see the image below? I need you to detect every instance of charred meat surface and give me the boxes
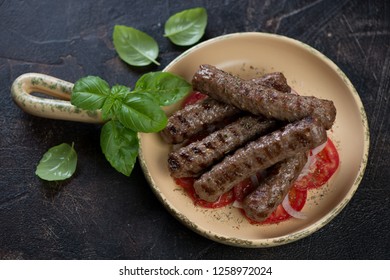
[168,116,278,178]
[160,72,292,144]
[160,98,240,144]
[242,153,308,222]
[192,64,336,130]
[250,72,291,93]
[193,117,327,202]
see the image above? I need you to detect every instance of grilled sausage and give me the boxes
[160,98,239,144]
[168,116,278,178]
[242,153,308,222]
[160,72,292,144]
[193,117,327,202]
[192,64,336,130]
[250,72,291,93]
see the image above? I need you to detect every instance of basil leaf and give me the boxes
[101,96,116,120]
[113,25,160,66]
[134,71,191,106]
[71,76,110,110]
[101,85,130,120]
[164,7,207,46]
[111,84,131,98]
[117,93,167,133]
[100,120,139,176]
[36,143,77,181]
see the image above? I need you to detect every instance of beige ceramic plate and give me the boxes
[138,32,369,247]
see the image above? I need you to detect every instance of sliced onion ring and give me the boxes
[311,139,327,156]
[232,200,243,209]
[297,140,327,180]
[282,194,307,220]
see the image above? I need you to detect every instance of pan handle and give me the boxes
[11,73,103,123]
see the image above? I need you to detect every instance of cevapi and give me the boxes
[193,117,327,202]
[192,64,336,130]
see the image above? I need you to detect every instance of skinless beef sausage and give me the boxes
[193,117,327,202]
[168,116,278,178]
[242,152,308,222]
[250,72,291,93]
[192,64,336,130]
[160,72,292,144]
[160,98,239,144]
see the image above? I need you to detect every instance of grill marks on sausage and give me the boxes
[193,118,327,202]
[242,153,308,222]
[250,72,291,93]
[160,97,240,144]
[192,64,336,130]
[168,116,278,178]
[160,72,292,144]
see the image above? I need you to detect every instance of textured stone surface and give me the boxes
[0,0,389,259]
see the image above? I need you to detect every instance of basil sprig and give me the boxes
[36,143,77,181]
[164,7,207,46]
[71,72,191,176]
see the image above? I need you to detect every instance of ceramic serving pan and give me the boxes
[11,32,369,247]
[138,32,369,247]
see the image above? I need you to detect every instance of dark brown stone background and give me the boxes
[0,0,389,259]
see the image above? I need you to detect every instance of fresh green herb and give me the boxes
[134,71,192,106]
[35,7,208,179]
[35,143,77,181]
[101,85,130,120]
[112,7,208,65]
[100,120,139,176]
[71,72,191,176]
[116,92,167,133]
[70,76,110,110]
[113,25,160,66]
[164,7,207,46]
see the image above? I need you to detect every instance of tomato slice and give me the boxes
[174,177,195,190]
[233,174,264,202]
[181,91,207,107]
[294,138,339,190]
[288,184,308,212]
[173,139,338,223]
[174,177,234,208]
[194,190,234,208]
